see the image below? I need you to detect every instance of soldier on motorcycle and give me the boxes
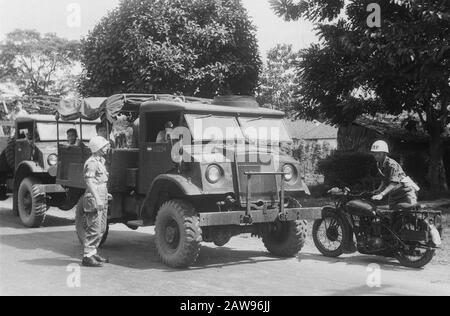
[370,140,420,209]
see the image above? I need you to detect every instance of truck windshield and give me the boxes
[185,114,245,142]
[36,123,98,142]
[238,117,292,144]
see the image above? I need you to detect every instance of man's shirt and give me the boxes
[377,157,407,184]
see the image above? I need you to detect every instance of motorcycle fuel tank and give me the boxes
[346,200,377,218]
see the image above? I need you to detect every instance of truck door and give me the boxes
[15,122,35,166]
[137,111,181,195]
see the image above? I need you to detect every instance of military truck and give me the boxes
[0,114,99,226]
[46,94,322,268]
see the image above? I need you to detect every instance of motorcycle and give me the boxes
[312,187,443,269]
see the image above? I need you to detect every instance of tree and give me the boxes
[270,0,450,195]
[0,30,81,96]
[257,44,301,111]
[79,0,261,98]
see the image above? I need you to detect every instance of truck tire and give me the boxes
[5,137,16,169]
[262,220,308,257]
[17,177,47,228]
[155,200,202,268]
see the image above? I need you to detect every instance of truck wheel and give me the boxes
[17,177,47,228]
[5,137,16,169]
[262,220,308,257]
[155,200,202,268]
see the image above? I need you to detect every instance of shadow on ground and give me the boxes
[0,207,288,272]
[2,205,442,273]
[296,252,424,272]
[0,207,74,229]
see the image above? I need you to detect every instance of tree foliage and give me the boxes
[79,0,261,98]
[257,44,301,111]
[0,30,80,96]
[271,0,450,194]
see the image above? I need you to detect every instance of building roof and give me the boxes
[352,115,436,142]
[284,119,338,140]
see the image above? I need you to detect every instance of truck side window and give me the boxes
[145,112,180,143]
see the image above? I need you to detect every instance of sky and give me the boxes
[0,0,318,58]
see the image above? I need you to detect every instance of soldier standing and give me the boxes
[76,136,111,267]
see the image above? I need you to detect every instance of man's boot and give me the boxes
[82,256,103,267]
[94,254,109,264]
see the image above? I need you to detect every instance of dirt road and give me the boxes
[0,198,449,296]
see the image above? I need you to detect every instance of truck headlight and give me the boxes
[206,165,223,184]
[47,154,58,166]
[282,164,297,182]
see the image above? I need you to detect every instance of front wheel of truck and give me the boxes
[262,220,308,257]
[155,200,202,268]
[17,177,47,228]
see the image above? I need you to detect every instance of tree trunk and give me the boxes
[428,123,448,197]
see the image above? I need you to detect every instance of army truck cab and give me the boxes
[0,114,100,227]
[56,94,322,268]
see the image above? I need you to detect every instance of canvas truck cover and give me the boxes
[58,94,157,122]
[58,97,106,121]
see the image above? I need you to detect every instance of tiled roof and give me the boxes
[284,119,338,140]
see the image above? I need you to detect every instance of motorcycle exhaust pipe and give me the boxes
[425,220,442,247]
[430,226,442,247]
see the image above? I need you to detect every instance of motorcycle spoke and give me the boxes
[317,219,343,251]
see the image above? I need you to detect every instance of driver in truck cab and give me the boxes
[156,121,174,143]
[370,140,420,209]
[66,128,80,146]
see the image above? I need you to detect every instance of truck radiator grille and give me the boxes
[237,164,278,205]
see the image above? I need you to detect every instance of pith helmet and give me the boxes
[371,140,389,154]
[89,136,109,154]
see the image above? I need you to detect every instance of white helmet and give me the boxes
[371,140,389,153]
[89,136,109,154]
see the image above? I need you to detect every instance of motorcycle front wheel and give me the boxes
[313,213,351,258]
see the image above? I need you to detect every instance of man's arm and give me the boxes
[85,178,103,207]
[84,161,104,207]
[373,181,385,194]
[379,183,397,197]
[372,182,400,201]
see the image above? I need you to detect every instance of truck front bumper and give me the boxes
[199,207,322,227]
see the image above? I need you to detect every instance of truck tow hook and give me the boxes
[241,214,253,225]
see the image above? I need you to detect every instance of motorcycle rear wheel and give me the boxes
[394,244,435,269]
[394,218,436,269]
[313,213,350,258]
